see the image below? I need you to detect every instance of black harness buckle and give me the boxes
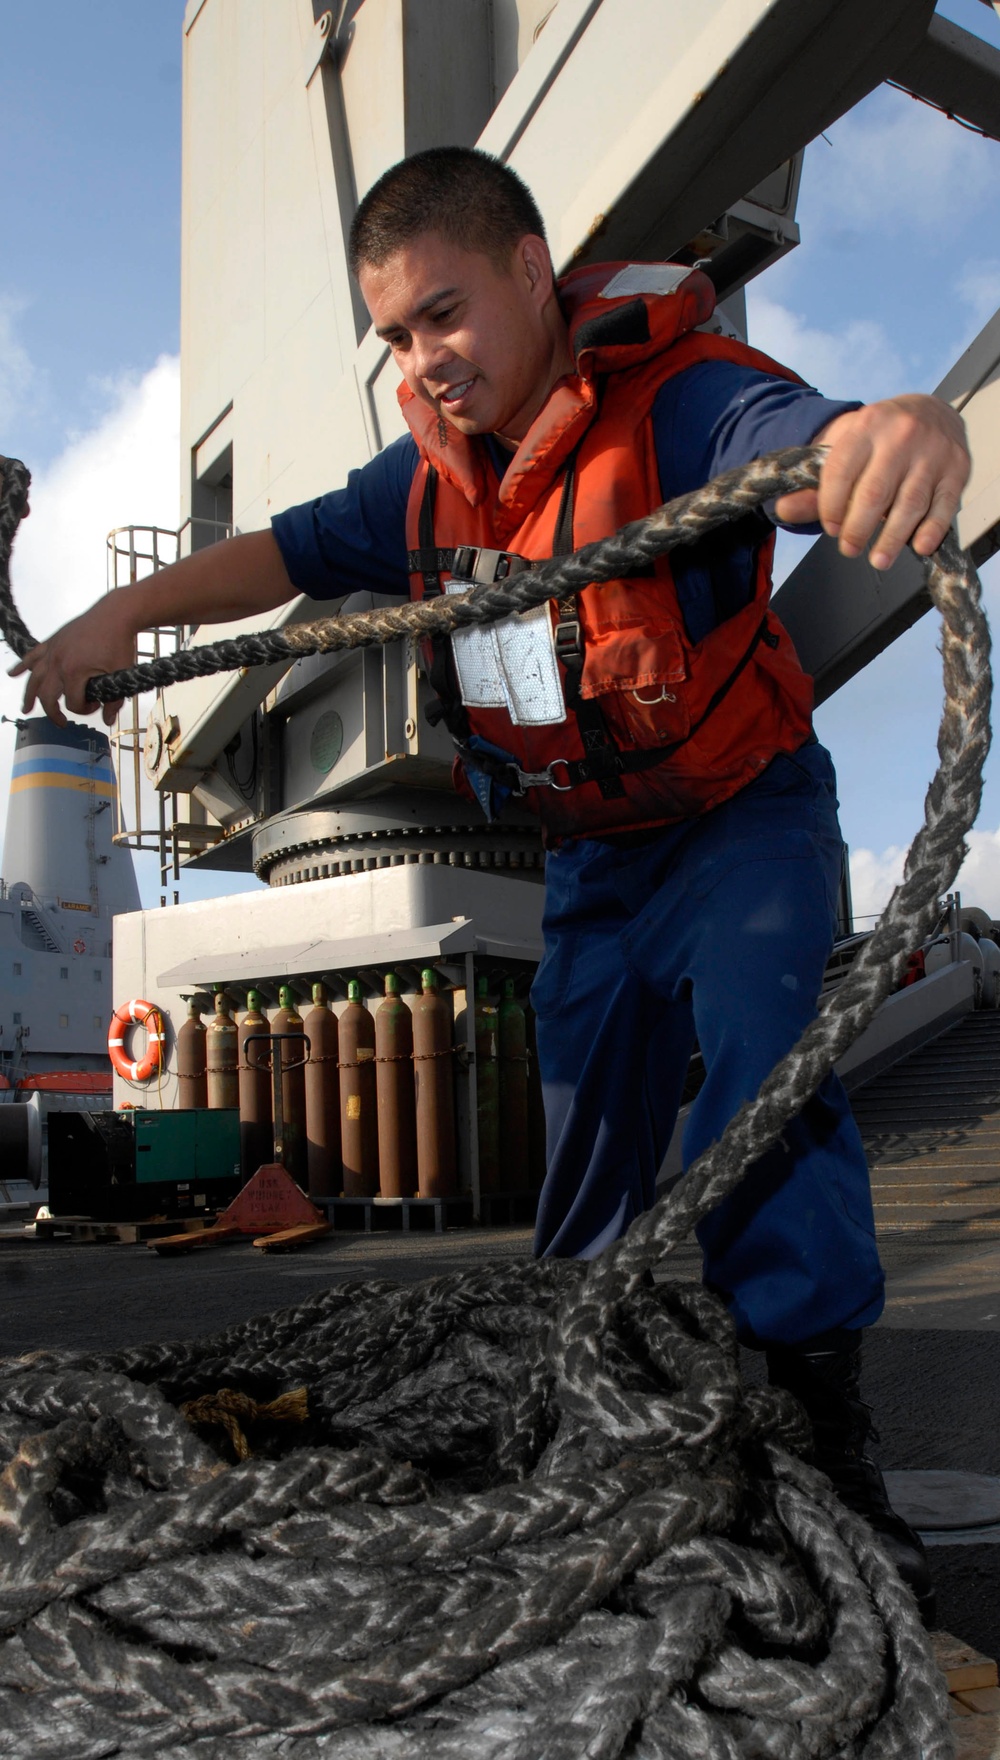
[554,618,582,659]
[450,546,532,586]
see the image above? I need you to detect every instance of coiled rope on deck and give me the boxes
[0,449,989,1756]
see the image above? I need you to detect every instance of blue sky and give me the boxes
[2,0,1000,917]
[2,3,182,472]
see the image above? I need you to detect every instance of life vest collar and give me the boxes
[561,261,716,376]
[398,261,717,526]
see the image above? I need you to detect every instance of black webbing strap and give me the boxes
[551,449,627,800]
[412,468,472,743]
[416,469,442,596]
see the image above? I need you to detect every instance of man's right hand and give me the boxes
[9,594,138,727]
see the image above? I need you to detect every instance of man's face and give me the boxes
[359,232,563,443]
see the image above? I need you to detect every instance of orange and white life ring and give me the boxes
[108,998,165,1083]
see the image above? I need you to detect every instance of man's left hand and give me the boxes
[774,393,970,570]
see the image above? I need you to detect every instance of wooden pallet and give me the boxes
[934,1633,1000,1757]
[32,1214,217,1245]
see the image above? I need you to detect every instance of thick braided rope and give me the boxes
[0,456,36,661]
[0,448,986,1756]
[5,446,824,701]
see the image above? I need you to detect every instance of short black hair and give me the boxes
[349,147,547,276]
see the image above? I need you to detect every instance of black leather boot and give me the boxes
[765,1332,936,1626]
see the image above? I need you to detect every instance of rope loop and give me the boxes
[0,447,986,1757]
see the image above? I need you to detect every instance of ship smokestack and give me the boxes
[2,717,140,923]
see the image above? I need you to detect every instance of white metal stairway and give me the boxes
[850,1012,1000,1237]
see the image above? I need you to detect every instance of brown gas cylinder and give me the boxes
[339,979,378,1196]
[413,967,456,1198]
[176,998,207,1110]
[474,975,500,1194]
[272,985,307,1184]
[206,992,239,1111]
[303,982,340,1199]
[524,1000,547,1191]
[238,990,272,1176]
[499,979,529,1189]
[375,973,417,1198]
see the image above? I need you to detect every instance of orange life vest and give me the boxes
[402,261,814,843]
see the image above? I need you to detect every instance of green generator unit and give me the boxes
[48,1109,243,1221]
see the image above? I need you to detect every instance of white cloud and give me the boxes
[7,353,180,640]
[0,356,180,882]
[953,825,1000,920]
[849,843,908,925]
[746,289,906,405]
[805,85,996,237]
[850,824,1000,926]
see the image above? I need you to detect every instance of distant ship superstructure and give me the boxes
[0,717,140,1079]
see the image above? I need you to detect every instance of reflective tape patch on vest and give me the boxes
[598,263,691,300]
[446,581,567,727]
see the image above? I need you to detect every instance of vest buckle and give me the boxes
[554,618,582,660]
[451,546,532,586]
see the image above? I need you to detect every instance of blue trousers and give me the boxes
[531,742,885,1346]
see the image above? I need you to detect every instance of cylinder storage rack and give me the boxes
[162,955,546,1228]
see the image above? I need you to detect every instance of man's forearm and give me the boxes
[111,528,298,639]
[11,526,305,724]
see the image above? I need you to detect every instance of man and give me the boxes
[15,148,968,1617]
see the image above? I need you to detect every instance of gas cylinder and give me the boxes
[524,999,547,1192]
[206,992,239,1111]
[473,975,500,1194]
[498,979,529,1189]
[413,967,456,1198]
[238,990,272,1176]
[375,973,417,1198]
[176,999,207,1110]
[272,985,307,1184]
[339,980,378,1196]
[303,982,340,1199]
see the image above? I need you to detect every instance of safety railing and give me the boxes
[105,518,232,901]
